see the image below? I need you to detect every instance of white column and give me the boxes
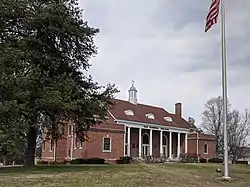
[177,132,181,158]
[127,127,131,156]
[124,125,126,156]
[149,129,153,156]
[138,128,142,158]
[160,130,163,156]
[169,131,172,158]
[185,133,188,153]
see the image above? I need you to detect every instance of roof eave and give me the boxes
[115,119,190,133]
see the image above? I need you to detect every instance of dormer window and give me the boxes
[124,109,134,116]
[146,113,154,119]
[164,116,173,122]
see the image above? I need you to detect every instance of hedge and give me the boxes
[179,153,198,163]
[208,158,223,163]
[116,156,133,164]
[36,160,69,165]
[70,158,105,164]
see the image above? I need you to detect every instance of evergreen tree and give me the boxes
[0,0,118,166]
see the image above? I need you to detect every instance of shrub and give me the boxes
[49,160,69,165]
[235,160,248,165]
[208,158,223,163]
[121,156,133,163]
[88,158,105,164]
[37,160,69,165]
[116,156,133,164]
[70,158,105,164]
[199,158,207,163]
[179,153,198,163]
[70,158,86,164]
[116,159,123,164]
[36,160,49,165]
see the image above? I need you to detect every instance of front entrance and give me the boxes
[142,133,150,156]
[163,146,167,157]
[142,144,149,156]
[162,135,168,157]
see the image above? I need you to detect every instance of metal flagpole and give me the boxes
[220,0,230,179]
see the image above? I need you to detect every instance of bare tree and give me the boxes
[201,96,231,158]
[228,109,250,163]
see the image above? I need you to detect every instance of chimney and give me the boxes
[175,102,182,117]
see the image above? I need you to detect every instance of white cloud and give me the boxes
[80,0,250,125]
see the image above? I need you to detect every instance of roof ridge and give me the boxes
[113,98,166,110]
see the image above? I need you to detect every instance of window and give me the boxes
[124,109,134,116]
[50,139,53,152]
[164,116,172,122]
[68,149,71,158]
[142,133,149,144]
[162,135,168,146]
[204,144,208,154]
[61,124,65,135]
[74,137,77,149]
[68,125,72,136]
[103,137,111,152]
[42,141,45,151]
[79,141,83,149]
[146,113,154,119]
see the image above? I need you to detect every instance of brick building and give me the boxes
[187,130,216,159]
[41,82,216,162]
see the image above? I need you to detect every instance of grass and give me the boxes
[0,163,249,187]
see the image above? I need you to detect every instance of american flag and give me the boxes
[205,0,220,32]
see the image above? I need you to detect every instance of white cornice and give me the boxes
[115,119,189,133]
[107,110,116,120]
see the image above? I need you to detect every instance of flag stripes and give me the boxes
[205,0,220,32]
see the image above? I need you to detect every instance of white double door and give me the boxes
[142,144,149,156]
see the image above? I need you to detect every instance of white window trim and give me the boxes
[204,144,208,154]
[164,116,173,122]
[124,109,134,116]
[102,137,111,152]
[79,141,83,149]
[145,113,155,119]
[74,135,77,149]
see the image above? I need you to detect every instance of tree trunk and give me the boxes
[24,126,37,166]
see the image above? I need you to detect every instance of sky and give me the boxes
[80,0,250,126]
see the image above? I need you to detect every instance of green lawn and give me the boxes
[0,163,249,187]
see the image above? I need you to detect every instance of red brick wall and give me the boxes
[41,121,125,161]
[55,139,68,161]
[198,139,215,159]
[187,133,216,159]
[82,130,124,160]
[42,139,54,161]
[41,118,216,161]
[130,128,139,157]
[187,139,198,154]
[172,133,177,157]
[152,130,160,157]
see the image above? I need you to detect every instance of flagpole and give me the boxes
[221,0,230,179]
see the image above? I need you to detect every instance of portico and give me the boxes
[119,120,188,158]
